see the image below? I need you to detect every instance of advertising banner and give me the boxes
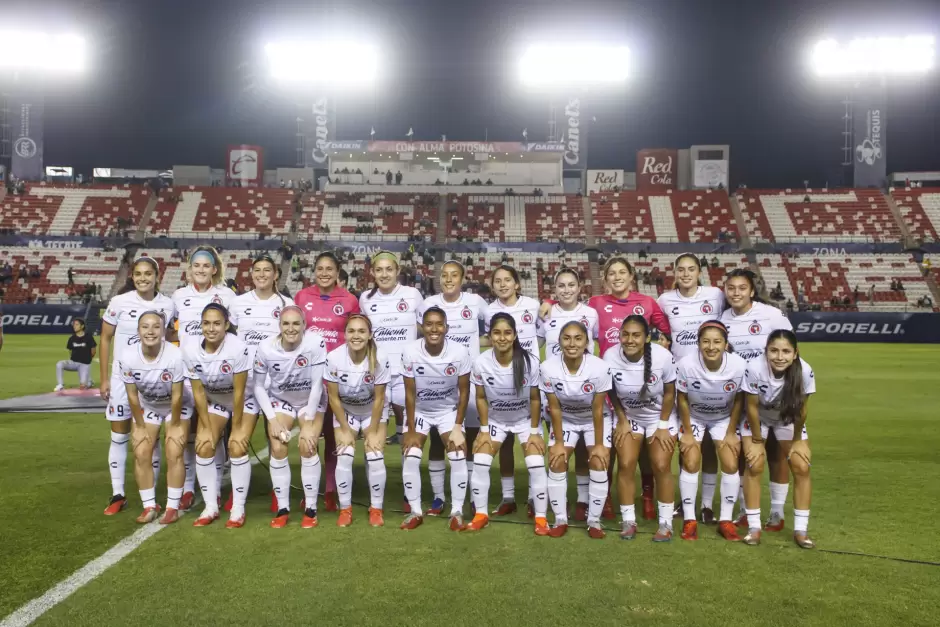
[1,304,87,334]
[693,160,728,188]
[309,96,336,166]
[587,170,624,193]
[637,149,677,190]
[45,166,73,178]
[366,141,525,154]
[226,145,263,186]
[11,93,44,180]
[790,312,940,343]
[854,88,886,188]
[560,95,587,171]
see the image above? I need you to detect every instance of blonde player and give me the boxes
[741,329,815,548]
[399,307,473,532]
[99,256,175,515]
[542,321,613,539]
[253,306,328,528]
[325,314,391,527]
[605,315,677,542]
[120,311,193,524]
[464,313,548,535]
[183,304,256,527]
[676,321,746,542]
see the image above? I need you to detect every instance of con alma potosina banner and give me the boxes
[789,312,940,343]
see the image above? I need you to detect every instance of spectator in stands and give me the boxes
[68,267,75,286]
[803,194,811,203]
[710,256,720,269]
[1,262,12,284]
[30,266,41,280]
[890,279,899,291]
[386,170,393,184]
[786,299,794,313]
[465,255,473,268]
[700,255,709,269]
[854,285,861,303]
[842,296,851,306]
[395,171,403,184]
[897,279,904,291]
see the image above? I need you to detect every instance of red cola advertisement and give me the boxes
[636,148,677,190]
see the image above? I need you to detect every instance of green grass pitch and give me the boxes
[1,335,939,626]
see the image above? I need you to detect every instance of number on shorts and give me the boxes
[145,411,159,422]
[630,420,641,432]
[489,425,498,438]
[117,405,125,417]
[692,424,701,439]
[563,430,571,443]
[416,417,425,431]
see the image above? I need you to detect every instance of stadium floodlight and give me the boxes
[0,30,87,74]
[810,36,935,77]
[518,44,629,86]
[265,40,379,86]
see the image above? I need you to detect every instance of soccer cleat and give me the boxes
[402,500,412,514]
[463,513,490,532]
[400,513,423,530]
[136,505,161,524]
[764,511,785,532]
[743,529,761,546]
[734,512,749,529]
[534,516,550,536]
[641,496,656,521]
[193,510,219,527]
[652,525,673,543]
[793,532,816,549]
[603,497,616,521]
[449,514,465,531]
[270,508,290,528]
[223,492,233,512]
[337,507,353,527]
[54,384,64,392]
[701,507,716,525]
[386,433,401,445]
[368,508,385,527]
[179,491,195,512]
[426,498,446,516]
[587,521,606,539]
[492,500,517,516]
[681,519,698,541]
[158,508,180,525]
[574,502,589,521]
[527,500,535,519]
[103,494,127,516]
[548,523,569,538]
[270,492,279,514]
[324,491,339,512]
[620,521,638,540]
[301,508,319,529]
[225,515,246,529]
[718,521,742,542]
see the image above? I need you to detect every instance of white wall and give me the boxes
[329,160,561,187]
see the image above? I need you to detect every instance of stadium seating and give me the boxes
[591,192,656,242]
[525,195,586,242]
[0,247,122,304]
[0,184,150,235]
[446,194,506,242]
[620,253,749,298]
[135,248,258,296]
[891,187,940,242]
[148,187,296,238]
[314,192,438,241]
[454,251,592,301]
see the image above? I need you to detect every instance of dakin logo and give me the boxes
[461,307,473,320]
[161,370,172,382]
[444,365,457,376]
[229,149,258,180]
[856,109,882,166]
[563,97,581,166]
[333,303,345,316]
[701,302,714,315]
[748,322,762,335]
[640,153,674,186]
[311,97,331,164]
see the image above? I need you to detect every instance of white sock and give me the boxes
[447,450,468,516]
[139,487,156,509]
[151,440,161,490]
[737,484,745,511]
[587,470,608,524]
[183,434,196,493]
[793,508,810,533]
[658,501,674,529]
[471,453,493,515]
[525,455,548,518]
[746,508,761,530]
[229,455,251,518]
[167,486,182,510]
[770,482,789,518]
[679,470,699,520]
[720,472,741,522]
[402,447,423,513]
[620,503,637,524]
[269,456,291,512]
[548,470,568,524]
[336,446,355,509]
[701,472,718,509]
[395,422,403,436]
[108,432,129,496]
[214,440,225,496]
[365,451,386,510]
[428,459,446,502]
[576,474,589,503]
[195,455,219,514]
[500,475,515,502]
[300,455,321,511]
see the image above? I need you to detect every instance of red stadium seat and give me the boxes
[0,247,122,304]
[525,195,586,242]
[148,187,296,238]
[891,187,940,242]
[1,184,150,236]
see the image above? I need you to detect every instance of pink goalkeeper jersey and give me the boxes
[294,284,361,352]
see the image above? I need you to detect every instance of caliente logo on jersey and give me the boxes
[161,370,172,382]
[605,327,620,342]
[461,306,472,320]
[333,303,345,316]
[633,305,646,316]
[701,302,714,314]
[296,356,309,368]
[582,382,595,394]
[220,361,233,374]
[444,364,457,376]
[748,322,762,335]
[397,299,410,313]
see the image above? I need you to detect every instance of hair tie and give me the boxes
[191,250,215,265]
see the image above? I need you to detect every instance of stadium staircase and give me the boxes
[0,186,5,204]
[579,195,602,296]
[728,193,753,248]
[437,195,449,243]
[135,193,160,243]
[745,253,773,302]
[883,192,918,249]
[108,258,130,301]
[167,191,202,234]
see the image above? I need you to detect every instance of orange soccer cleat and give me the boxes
[449,514,465,531]
[301,508,319,529]
[400,513,423,530]
[764,512,785,532]
[534,516,550,536]
[136,505,161,524]
[193,510,219,527]
[425,498,446,517]
[158,508,180,525]
[270,508,290,529]
[718,521,742,542]
[652,524,673,543]
[491,500,517,517]
[548,522,569,538]
[337,507,353,528]
[103,495,127,516]
[587,522,606,539]
[620,521,638,540]
[225,515,246,529]
[463,513,490,532]
[179,491,195,512]
[734,512,749,529]
[368,507,385,527]
[681,519,698,541]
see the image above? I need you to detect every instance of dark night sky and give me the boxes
[10,0,940,186]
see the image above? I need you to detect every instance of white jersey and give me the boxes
[676,352,747,423]
[604,342,677,423]
[419,292,488,356]
[537,303,599,358]
[229,290,295,356]
[183,334,252,409]
[745,356,816,424]
[486,295,541,360]
[359,284,423,375]
[539,353,612,425]
[324,344,392,417]
[172,284,236,353]
[720,302,793,362]
[401,340,473,418]
[253,331,328,407]
[102,291,176,367]
[119,342,187,414]
[471,349,540,425]
[657,286,725,361]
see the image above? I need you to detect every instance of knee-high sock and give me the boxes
[108,432,129,496]
[447,450,468,516]
[576,474,589,504]
[269,456,291,511]
[365,451,386,510]
[701,473,718,510]
[152,439,161,491]
[588,470,608,523]
[526,455,548,518]
[195,455,219,514]
[679,470,699,521]
[324,421,338,493]
[428,459,446,502]
[229,455,251,518]
[300,455,321,512]
[547,470,568,524]
[402,447,423,513]
[471,453,493,515]
[214,440,225,496]
[183,434,196,493]
[336,446,355,509]
[720,472,741,522]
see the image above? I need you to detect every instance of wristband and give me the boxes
[530,427,541,436]
[657,420,670,431]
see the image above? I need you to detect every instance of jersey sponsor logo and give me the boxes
[220,361,233,374]
[161,370,172,382]
[296,356,309,368]
[551,344,562,355]
[461,306,473,320]
[397,299,410,313]
[605,327,619,343]
[691,403,726,414]
[184,320,202,335]
[416,388,451,401]
[701,302,714,314]
[444,364,457,376]
[374,327,410,341]
[604,305,613,313]
[491,399,528,412]
[675,330,698,346]
[522,310,534,324]
[736,348,764,361]
[363,373,374,385]
[748,322,762,335]
[582,382,595,394]
[671,306,680,316]
[723,381,737,392]
[243,330,270,345]
[633,305,645,316]
[449,334,472,346]
[333,303,345,316]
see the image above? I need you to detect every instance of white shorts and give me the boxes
[333,413,387,435]
[486,419,534,445]
[141,404,195,426]
[740,420,808,442]
[388,375,405,408]
[549,415,613,448]
[684,417,735,443]
[316,384,329,415]
[626,414,680,439]
[463,383,480,429]
[413,410,462,436]
[267,398,316,421]
[206,396,259,421]
[107,373,131,421]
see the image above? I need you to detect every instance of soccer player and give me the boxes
[465,313,548,535]
[120,311,193,524]
[605,315,677,542]
[325,314,391,527]
[740,330,815,548]
[676,321,746,542]
[657,253,726,523]
[294,251,360,511]
[182,303,256,527]
[253,306,328,528]
[55,318,97,391]
[419,261,488,516]
[172,245,235,511]
[542,321,613,539]
[399,306,473,531]
[486,265,541,517]
[99,256,175,516]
